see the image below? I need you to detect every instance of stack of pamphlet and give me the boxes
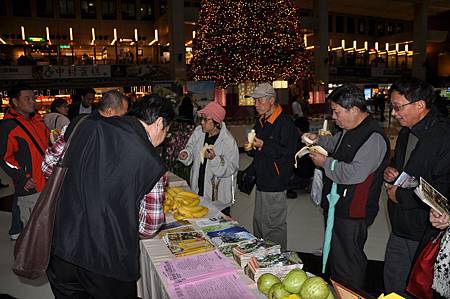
[156,220,196,239]
[232,239,281,268]
[159,250,256,299]
[244,251,304,281]
[163,231,215,257]
[206,225,256,257]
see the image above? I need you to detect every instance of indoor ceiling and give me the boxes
[295,0,450,21]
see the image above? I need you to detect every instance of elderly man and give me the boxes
[244,83,297,252]
[47,95,174,298]
[0,83,49,239]
[303,84,389,289]
[383,77,450,296]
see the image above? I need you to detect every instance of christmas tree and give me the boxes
[190,0,311,88]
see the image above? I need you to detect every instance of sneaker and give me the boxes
[9,233,20,241]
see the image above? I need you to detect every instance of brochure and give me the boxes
[414,177,450,216]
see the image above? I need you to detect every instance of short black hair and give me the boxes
[77,87,96,97]
[127,94,175,128]
[50,98,68,113]
[327,84,368,112]
[97,90,127,111]
[389,77,434,108]
[8,83,32,106]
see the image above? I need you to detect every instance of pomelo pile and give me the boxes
[257,269,334,299]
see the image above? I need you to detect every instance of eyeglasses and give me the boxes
[389,101,415,112]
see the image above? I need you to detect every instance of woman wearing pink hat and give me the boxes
[178,101,239,215]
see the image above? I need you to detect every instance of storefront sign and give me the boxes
[38,65,111,79]
[0,66,33,80]
[28,37,45,42]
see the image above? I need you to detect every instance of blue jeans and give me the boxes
[8,194,23,236]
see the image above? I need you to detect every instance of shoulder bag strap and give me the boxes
[11,118,46,156]
[58,115,89,165]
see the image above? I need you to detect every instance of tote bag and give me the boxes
[12,116,87,279]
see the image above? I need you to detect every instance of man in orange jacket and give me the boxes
[0,83,49,239]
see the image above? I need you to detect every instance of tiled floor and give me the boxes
[0,114,395,298]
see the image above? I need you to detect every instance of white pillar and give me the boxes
[412,2,428,80]
[313,0,329,87]
[168,0,186,81]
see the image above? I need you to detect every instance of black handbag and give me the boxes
[237,162,256,195]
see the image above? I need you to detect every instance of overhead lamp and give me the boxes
[341,39,345,49]
[353,40,357,49]
[375,42,379,51]
[148,29,158,45]
[69,27,73,41]
[91,27,95,45]
[0,37,6,44]
[111,28,117,45]
[395,43,399,52]
[405,44,408,52]
[385,43,389,51]
[192,31,196,39]
[134,28,138,42]
[364,41,368,50]
[46,27,51,44]
[21,26,25,41]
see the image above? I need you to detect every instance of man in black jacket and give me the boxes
[244,83,297,252]
[383,77,450,296]
[47,95,174,298]
[67,87,96,120]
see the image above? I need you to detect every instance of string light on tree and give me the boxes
[191,0,312,88]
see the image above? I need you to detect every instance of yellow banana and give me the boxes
[178,205,205,215]
[176,191,199,199]
[169,187,184,194]
[186,198,200,207]
[173,211,187,221]
[191,207,208,218]
[177,208,194,218]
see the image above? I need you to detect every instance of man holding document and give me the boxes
[383,77,450,296]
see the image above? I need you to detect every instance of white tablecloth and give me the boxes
[137,202,265,299]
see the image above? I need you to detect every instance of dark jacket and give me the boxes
[67,102,96,120]
[250,106,298,192]
[321,116,389,225]
[52,113,166,281]
[0,108,49,195]
[389,108,450,241]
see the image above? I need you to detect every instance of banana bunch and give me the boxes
[164,187,209,220]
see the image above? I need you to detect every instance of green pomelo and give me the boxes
[257,273,281,295]
[299,276,330,299]
[282,268,308,293]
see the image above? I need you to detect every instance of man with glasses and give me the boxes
[244,83,297,252]
[383,77,450,296]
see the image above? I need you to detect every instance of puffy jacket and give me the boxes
[179,123,239,207]
[0,108,49,195]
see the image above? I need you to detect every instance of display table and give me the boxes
[137,199,265,299]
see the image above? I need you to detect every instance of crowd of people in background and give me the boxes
[0,76,449,298]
